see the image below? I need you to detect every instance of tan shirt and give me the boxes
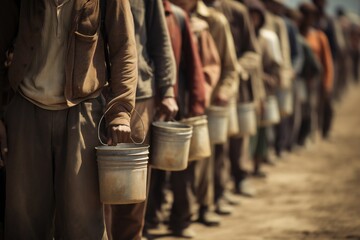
[194,1,239,100]
[259,29,283,93]
[20,0,73,110]
[264,12,294,89]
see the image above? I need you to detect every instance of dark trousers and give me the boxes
[229,137,247,186]
[319,94,333,138]
[169,162,195,230]
[286,91,303,150]
[5,94,106,239]
[298,115,312,146]
[274,116,291,157]
[214,144,227,203]
[145,164,195,231]
[145,169,166,227]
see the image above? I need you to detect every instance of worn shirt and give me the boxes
[189,16,221,107]
[305,29,334,93]
[131,0,176,100]
[259,29,283,93]
[20,0,73,110]
[0,0,138,127]
[193,1,239,100]
[264,12,294,89]
[209,0,266,102]
[284,17,304,76]
[163,1,206,117]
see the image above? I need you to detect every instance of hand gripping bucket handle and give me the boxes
[97,102,146,146]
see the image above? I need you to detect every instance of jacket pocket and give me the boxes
[72,30,105,98]
[77,0,100,36]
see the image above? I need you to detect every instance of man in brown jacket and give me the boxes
[172,0,239,223]
[0,0,137,238]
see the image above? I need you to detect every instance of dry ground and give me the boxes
[149,84,360,240]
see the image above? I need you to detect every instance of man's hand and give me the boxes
[0,121,8,168]
[107,124,131,146]
[157,97,178,121]
[213,92,229,106]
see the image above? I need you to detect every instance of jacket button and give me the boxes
[30,46,34,51]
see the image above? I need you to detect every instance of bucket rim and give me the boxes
[152,121,192,131]
[96,143,149,151]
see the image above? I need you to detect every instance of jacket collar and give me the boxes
[163,0,173,16]
[196,1,210,17]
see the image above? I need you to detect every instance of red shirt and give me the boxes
[163,0,206,117]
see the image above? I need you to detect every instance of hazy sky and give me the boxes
[284,0,360,16]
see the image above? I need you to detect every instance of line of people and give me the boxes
[0,0,359,239]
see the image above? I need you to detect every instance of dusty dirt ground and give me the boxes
[148,84,360,240]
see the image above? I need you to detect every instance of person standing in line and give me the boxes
[261,0,295,160]
[245,0,283,182]
[106,0,179,239]
[158,2,206,237]
[204,0,266,198]
[311,0,336,139]
[173,0,239,218]
[299,3,334,142]
[0,0,138,238]
[286,9,322,147]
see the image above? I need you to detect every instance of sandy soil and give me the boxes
[148,84,360,240]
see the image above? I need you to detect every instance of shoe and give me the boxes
[171,227,196,238]
[263,157,276,166]
[235,180,257,198]
[144,221,161,230]
[215,199,233,215]
[252,171,267,178]
[223,192,241,206]
[197,210,221,226]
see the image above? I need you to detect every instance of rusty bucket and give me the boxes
[150,122,193,171]
[181,115,211,161]
[259,96,281,126]
[228,99,240,137]
[277,89,294,116]
[237,102,257,136]
[206,106,229,144]
[96,143,149,204]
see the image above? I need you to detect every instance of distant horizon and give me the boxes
[285,0,360,16]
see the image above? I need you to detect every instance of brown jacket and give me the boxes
[0,0,137,127]
[195,1,239,101]
[211,0,266,103]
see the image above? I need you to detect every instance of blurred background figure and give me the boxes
[299,2,334,142]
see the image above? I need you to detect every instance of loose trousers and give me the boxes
[5,94,107,239]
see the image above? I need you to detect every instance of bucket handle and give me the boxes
[97,102,146,146]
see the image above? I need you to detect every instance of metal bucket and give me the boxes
[237,102,257,136]
[206,106,229,144]
[181,115,211,161]
[96,143,149,204]
[151,122,193,171]
[277,89,294,116]
[259,96,281,126]
[228,100,240,137]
